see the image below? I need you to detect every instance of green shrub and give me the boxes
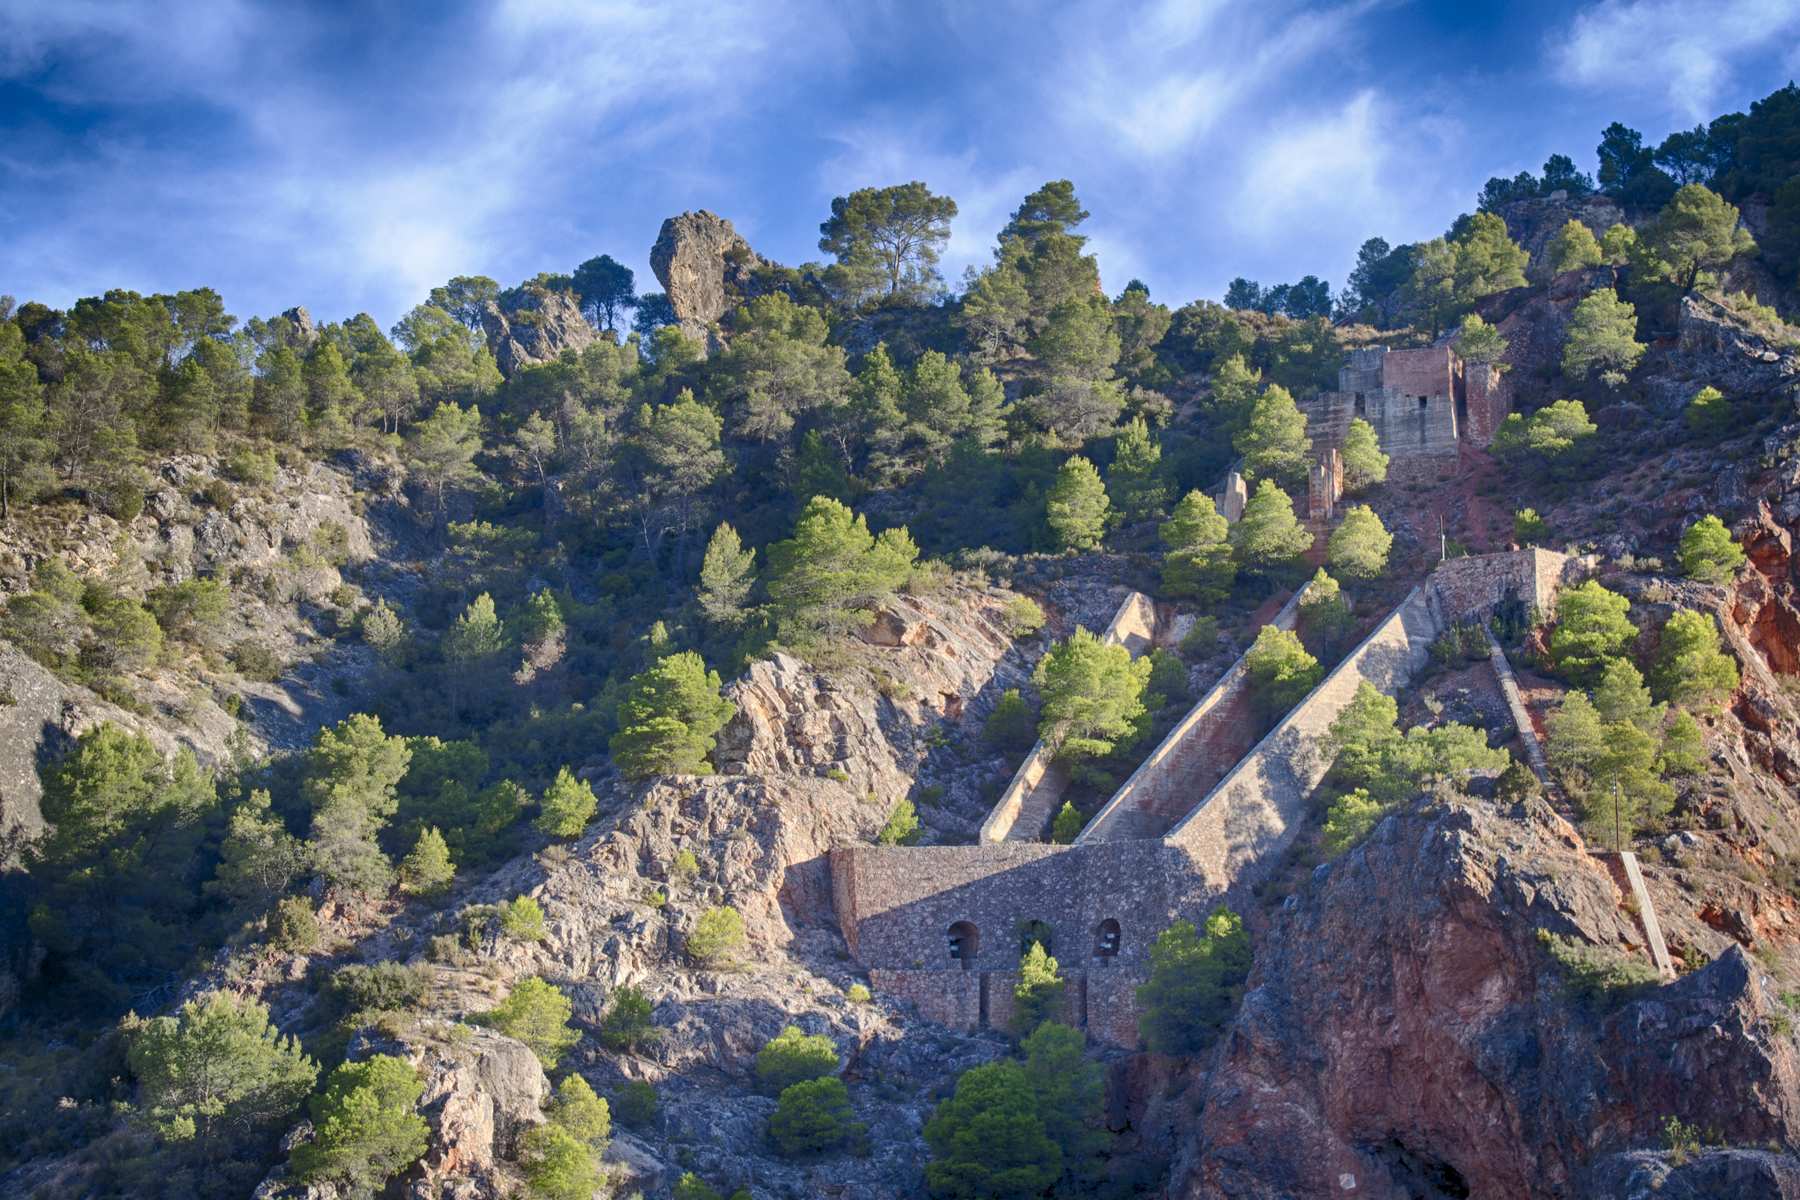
[1011,941,1064,1034]
[613,1080,657,1127]
[328,961,431,1015]
[224,448,279,485]
[599,985,659,1051]
[500,895,548,941]
[672,1172,722,1200]
[310,520,352,567]
[481,977,581,1069]
[845,983,871,1004]
[231,638,283,683]
[269,896,319,952]
[1535,929,1660,1007]
[1051,800,1085,844]
[755,1026,838,1093]
[770,1077,863,1156]
[1001,595,1046,636]
[688,906,745,966]
[982,688,1039,752]
[1178,615,1221,658]
[878,798,919,845]
[397,826,454,898]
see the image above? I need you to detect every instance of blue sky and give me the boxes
[3,0,1799,333]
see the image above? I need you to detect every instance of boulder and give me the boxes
[281,305,319,348]
[650,210,763,348]
[481,286,598,378]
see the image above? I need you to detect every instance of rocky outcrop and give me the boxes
[280,305,319,348]
[650,210,763,348]
[1182,796,1800,1199]
[1495,193,1627,279]
[480,286,598,378]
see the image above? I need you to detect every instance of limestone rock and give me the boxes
[1494,193,1626,278]
[281,305,320,348]
[480,286,597,378]
[650,210,763,347]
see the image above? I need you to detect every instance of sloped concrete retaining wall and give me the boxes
[980,592,1157,843]
[1162,587,1445,893]
[1080,587,1310,843]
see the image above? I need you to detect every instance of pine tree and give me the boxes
[1032,627,1151,761]
[1135,910,1252,1055]
[1652,609,1739,707]
[1011,941,1064,1033]
[206,788,308,912]
[289,1056,429,1194]
[1546,219,1604,275]
[1159,490,1234,602]
[1329,505,1393,579]
[1051,801,1085,844]
[1561,291,1644,382]
[1232,384,1311,488]
[303,714,413,895]
[1107,417,1167,521]
[1244,625,1322,721]
[398,826,455,897]
[535,767,599,838]
[1679,515,1745,583]
[698,522,757,627]
[1340,418,1388,492]
[125,991,317,1151]
[1020,1022,1106,1164]
[922,1062,1061,1199]
[483,977,581,1069]
[765,496,918,643]
[1549,581,1637,685]
[1044,456,1110,550]
[1231,479,1312,569]
[609,652,737,778]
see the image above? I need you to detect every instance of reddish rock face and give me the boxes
[1180,798,1800,1199]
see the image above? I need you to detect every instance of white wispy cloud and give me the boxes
[1553,0,1800,121]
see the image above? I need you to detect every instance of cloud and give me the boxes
[1552,0,1800,121]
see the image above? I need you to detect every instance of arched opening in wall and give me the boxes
[947,922,979,970]
[1094,919,1121,965]
[1017,919,1054,959]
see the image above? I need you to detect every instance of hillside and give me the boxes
[1,90,1800,1200]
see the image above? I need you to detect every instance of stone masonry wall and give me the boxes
[869,966,1146,1046]
[980,592,1157,843]
[1431,548,1582,623]
[1463,361,1511,447]
[1081,587,1311,843]
[830,842,1191,973]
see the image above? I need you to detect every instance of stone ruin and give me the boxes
[828,549,1588,1047]
[1295,344,1512,479]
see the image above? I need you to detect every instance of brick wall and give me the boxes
[870,968,982,1031]
[1463,362,1511,447]
[1081,586,1309,842]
